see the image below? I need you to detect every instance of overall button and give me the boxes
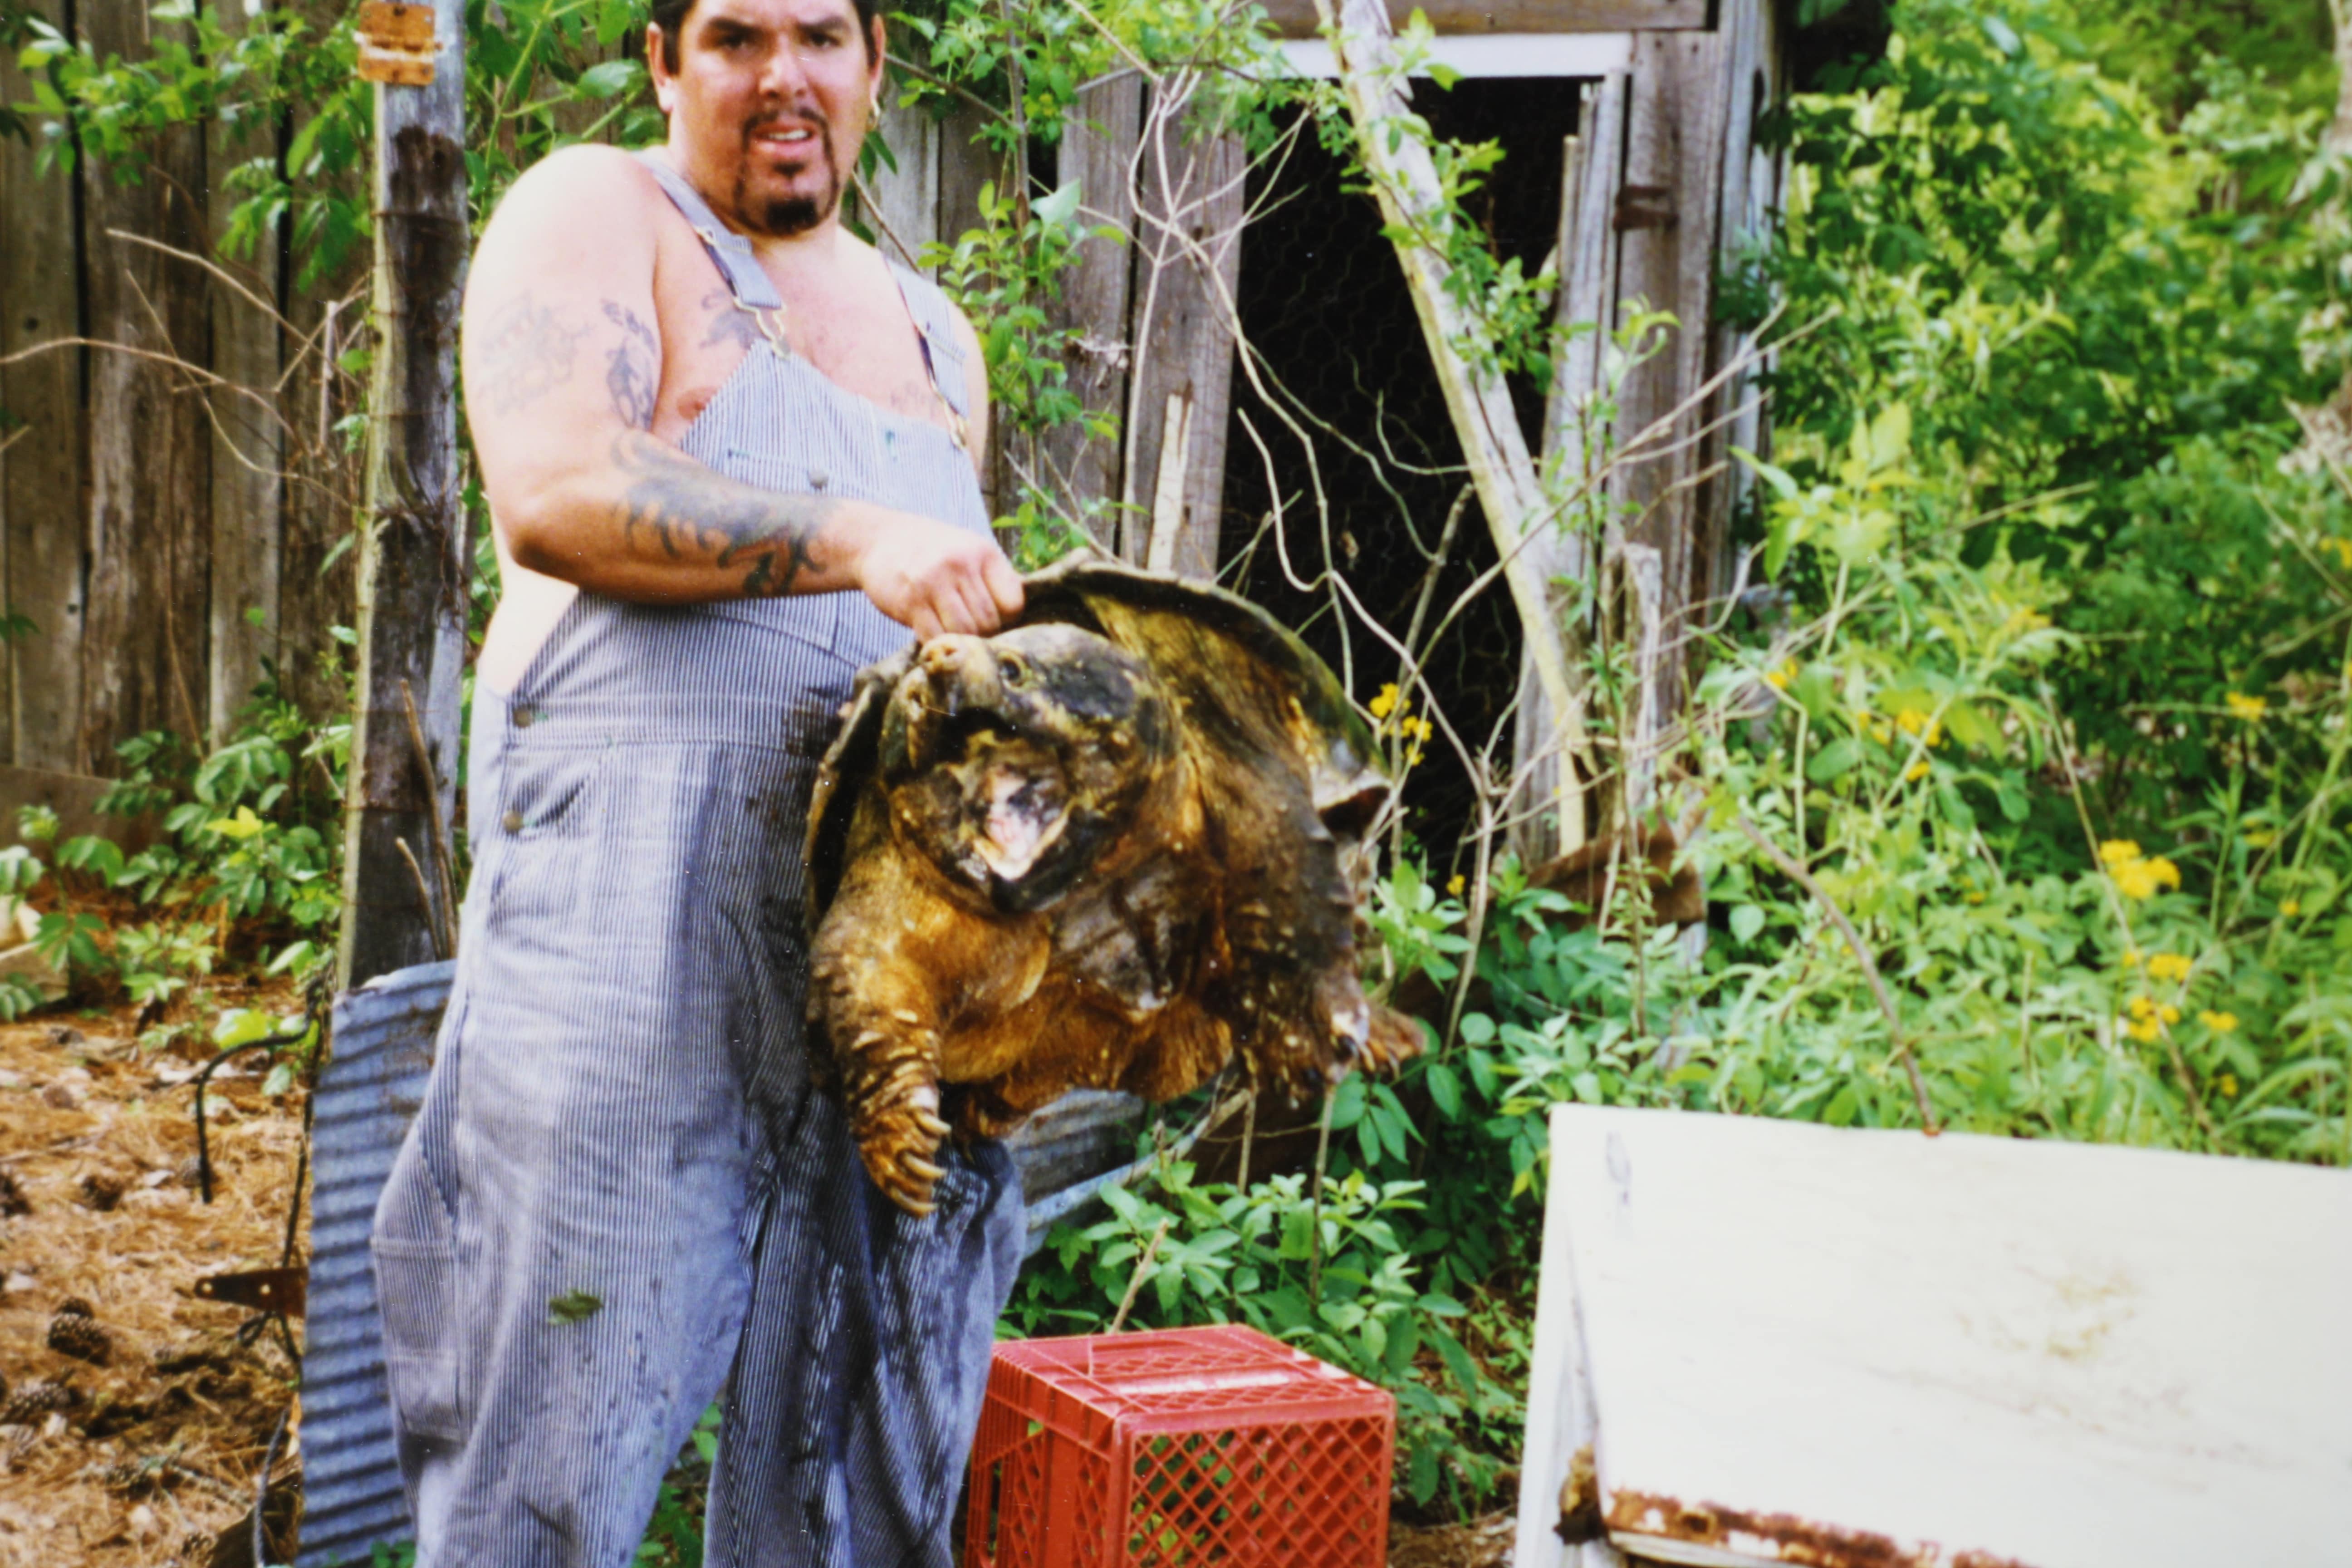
[808,468,829,490]
[501,809,524,834]
[510,705,535,729]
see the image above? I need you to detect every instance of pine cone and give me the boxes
[0,1168,28,1218]
[47,1310,111,1366]
[78,1173,124,1212]
[0,1379,80,1425]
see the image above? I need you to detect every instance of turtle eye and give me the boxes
[999,653,1029,689]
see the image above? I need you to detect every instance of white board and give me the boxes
[1515,1106,2352,1568]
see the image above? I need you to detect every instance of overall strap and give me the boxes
[635,150,784,312]
[883,262,973,436]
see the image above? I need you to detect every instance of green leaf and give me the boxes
[1729,903,1767,943]
[1425,1061,1462,1118]
[548,1289,603,1324]
[1457,1011,1495,1046]
[1034,178,1083,231]
[1807,737,1863,783]
[575,59,642,98]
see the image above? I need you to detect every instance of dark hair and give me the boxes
[650,0,881,73]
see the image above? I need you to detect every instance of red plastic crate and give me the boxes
[965,1324,1396,1568]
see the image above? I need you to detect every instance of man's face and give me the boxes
[651,0,884,239]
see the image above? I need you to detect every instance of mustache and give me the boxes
[742,107,833,147]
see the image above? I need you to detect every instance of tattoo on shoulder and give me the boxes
[700,289,767,353]
[473,296,589,415]
[609,433,832,599]
[602,301,660,429]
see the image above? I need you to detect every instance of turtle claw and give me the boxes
[901,1153,947,1183]
[914,1108,954,1139]
[852,1075,951,1216]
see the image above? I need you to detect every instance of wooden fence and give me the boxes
[1,0,1787,839]
[1,0,364,803]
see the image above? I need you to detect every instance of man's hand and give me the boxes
[850,515,1024,638]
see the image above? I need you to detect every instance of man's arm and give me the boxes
[464,147,1021,637]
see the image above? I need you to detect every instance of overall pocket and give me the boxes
[372,1144,466,1443]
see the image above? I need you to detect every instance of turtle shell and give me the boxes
[803,550,1390,933]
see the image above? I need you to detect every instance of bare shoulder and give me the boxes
[476,144,663,267]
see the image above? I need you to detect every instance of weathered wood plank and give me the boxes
[934,100,1014,518]
[1610,29,1726,773]
[1516,75,1624,858]
[1704,0,1781,608]
[863,96,941,273]
[1259,0,1703,38]
[207,0,286,742]
[1042,75,1143,553]
[0,0,88,772]
[338,0,470,989]
[78,1,214,769]
[1121,83,1243,578]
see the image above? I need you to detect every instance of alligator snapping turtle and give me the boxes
[805,554,1423,1215]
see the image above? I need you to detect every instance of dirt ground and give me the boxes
[0,991,308,1568]
[0,985,1509,1568]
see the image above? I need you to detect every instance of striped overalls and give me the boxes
[371,152,1024,1568]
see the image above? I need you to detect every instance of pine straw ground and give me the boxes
[0,988,307,1568]
[0,985,1510,1568]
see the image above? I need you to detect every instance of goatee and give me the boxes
[733,112,839,238]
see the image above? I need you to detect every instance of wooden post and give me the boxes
[337,0,470,989]
[1317,0,1591,852]
[0,0,88,771]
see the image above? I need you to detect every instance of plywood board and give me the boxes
[865,96,941,274]
[1258,0,1702,38]
[1518,1105,2352,1568]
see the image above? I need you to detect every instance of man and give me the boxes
[370,2,1028,1563]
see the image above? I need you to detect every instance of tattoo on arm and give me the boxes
[602,301,660,429]
[475,296,589,415]
[700,289,768,353]
[610,433,833,598]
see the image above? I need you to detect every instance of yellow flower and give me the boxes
[1965,890,1985,903]
[2120,947,2142,969]
[1368,683,1400,720]
[2199,1010,2238,1034]
[1402,715,1434,743]
[2224,691,2268,722]
[1892,709,1943,747]
[2113,860,2159,900]
[2145,952,2192,984]
[2128,995,2156,1020]
[2216,1071,2240,1097]
[1904,760,1930,782]
[1764,661,1796,691]
[2329,539,2352,569]
[2244,829,2277,849]
[1867,718,1895,745]
[2281,898,2301,917]
[2158,1003,2180,1025]
[2147,857,2180,890]
[2099,840,2142,867]
[2127,1017,2161,1043]
[1447,874,1465,897]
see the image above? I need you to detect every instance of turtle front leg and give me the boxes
[837,1017,956,1217]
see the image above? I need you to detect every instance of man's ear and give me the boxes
[648,24,678,114]
[867,13,887,93]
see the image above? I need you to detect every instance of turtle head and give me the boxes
[882,624,1178,912]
